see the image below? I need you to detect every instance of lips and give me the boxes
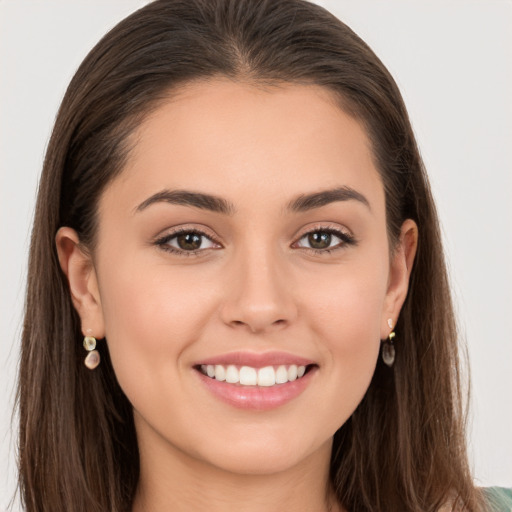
[193,351,317,410]
[195,351,314,368]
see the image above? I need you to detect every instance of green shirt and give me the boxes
[483,487,512,511]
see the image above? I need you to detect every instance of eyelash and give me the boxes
[294,227,357,255]
[154,226,357,257]
[154,228,218,257]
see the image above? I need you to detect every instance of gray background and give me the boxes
[1,1,511,508]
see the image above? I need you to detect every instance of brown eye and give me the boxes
[295,228,355,252]
[307,232,332,249]
[176,232,203,250]
[158,230,218,254]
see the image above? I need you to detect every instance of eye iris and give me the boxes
[308,232,331,249]
[177,233,202,250]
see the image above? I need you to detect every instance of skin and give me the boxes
[57,80,417,512]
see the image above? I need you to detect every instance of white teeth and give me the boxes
[214,365,226,381]
[225,365,239,384]
[258,366,276,387]
[275,365,288,384]
[239,366,257,385]
[199,363,310,386]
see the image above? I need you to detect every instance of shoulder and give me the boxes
[438,487,512,511]
[481,487,512,512]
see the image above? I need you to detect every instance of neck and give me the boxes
[132,430,343,512]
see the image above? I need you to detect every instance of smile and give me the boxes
[199,364,307,387]
[194,352,317,410]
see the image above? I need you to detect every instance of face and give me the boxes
[60,80,415,477]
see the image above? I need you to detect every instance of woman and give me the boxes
[16,0,502,510]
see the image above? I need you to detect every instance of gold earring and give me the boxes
[382,319,396,367]
[83,335,100,370]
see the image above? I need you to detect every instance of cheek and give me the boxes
[302,255,388,346]
[298,259,388,423]
[95,253,218,395]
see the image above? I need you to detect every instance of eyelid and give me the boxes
[153,225,223,256]
[293,222,354,239]
[291,223,357,252]
[153,222,356,257]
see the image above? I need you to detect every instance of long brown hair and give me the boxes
[18,0,484,510]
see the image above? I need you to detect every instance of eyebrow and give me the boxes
[287,186,371,212]
[135,189,235,215]
[134,186,370,215]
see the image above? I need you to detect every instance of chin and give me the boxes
[207,450,308,476]
[197,433,332,476]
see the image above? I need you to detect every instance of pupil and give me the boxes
[308,232,331,249]
[177,233,202,250]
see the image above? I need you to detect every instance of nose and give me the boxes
[220,244,297,335]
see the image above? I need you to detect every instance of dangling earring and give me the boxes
[83,334,100,370]
[382,318,396,367]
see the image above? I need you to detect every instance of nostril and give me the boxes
[228,317,288,333]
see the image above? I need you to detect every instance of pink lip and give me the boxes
[193,351,318,411]
[194,351,315,368]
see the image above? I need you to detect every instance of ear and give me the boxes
[380,219,418,339]
[55,227,105,338]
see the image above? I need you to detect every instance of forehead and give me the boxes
[104,79,384,215]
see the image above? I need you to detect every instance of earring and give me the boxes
[382,319,396,367]
[83,334,100,370]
